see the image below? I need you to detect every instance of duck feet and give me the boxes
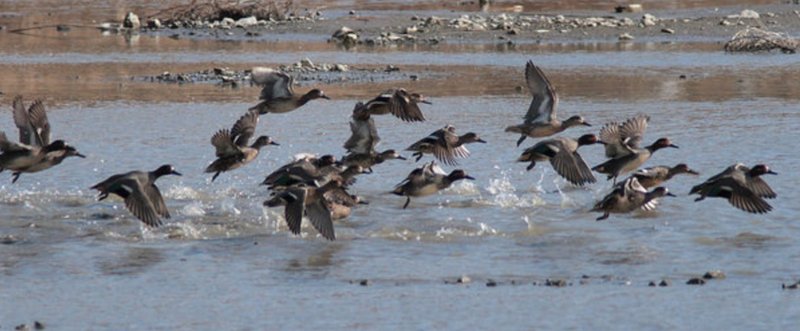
[402,197,411,209]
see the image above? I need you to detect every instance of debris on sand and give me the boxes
[724,27,797,53]
[146,0,318,29]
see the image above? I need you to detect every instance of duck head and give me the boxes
[448,169,475,181]
[252,136,280,148]
[565,115,591,127]
[577,134,605,146]
[380,149,407,160]
[651,137,679,150]
[460,132,487,144]
[154,164,182,177]
[750,164,777,176]
[672,163,699,175]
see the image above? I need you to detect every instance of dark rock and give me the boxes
[486,280,497,287]
[457,275,471,284]
[359,279,370,286]
[648,281,657,287]
[15,324,29,331]
[703,270,726,280]
[34,321,45,330]
[686,278,706,285]
[679,74,687,79]
[659,279,670,287]
[545,278,567,287]
[409,75,419,81]
[661,28,675,34]
[56,24,70,32]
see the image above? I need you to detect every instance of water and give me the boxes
[2,2,800,330]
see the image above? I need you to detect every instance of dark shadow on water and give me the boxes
[96,246,165,276]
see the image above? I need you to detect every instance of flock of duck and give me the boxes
[0,60,778,240]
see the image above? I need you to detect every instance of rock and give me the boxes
[349,10,356,15]
[359,279,370,286]
[220,17,235,27]
[703,270,726,280]
[457,275,471,284]
[486,280,497,287]
[545,278,567,287]
[507,28,519,35]
[686,277,706,285]
[235,16,258,28]
[641,13,657,27]
[732,9,760,19]
[618,33,634,40]
[56,24,70,32]
[720,19,732,26]
[615,4,643,13]
[299,58,314,68]
[659,279,670,287]
[333,64,349,72]
[648,281,657,287]
[661,28,675,34]
[409,75,419,81]
[147,18,162,29]
[404,26,417,34]
[34,321,45,330]
[123,12,140,29]
[15,324,29,331]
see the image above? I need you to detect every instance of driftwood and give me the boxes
[724,27,797,53]
[146,0,297,25]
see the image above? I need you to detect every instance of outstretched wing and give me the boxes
[523,60,558,124]
[210,129,241,158]
[252,68,294,101]
[230,110,259,147]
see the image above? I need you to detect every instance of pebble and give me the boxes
[359,279,370,286]
[615,4,643,13]
[34,321,45,330]
[641,13,658,27]
[661,28,675,34]
[618,33,634,40]
[15,324,29,331]
[703,270,726,280]
[457,275,471,284]
[56,24,70,32]
[720,20,732,26]
[686,278,706,285]
[486,280,497,287]
[659,279,670,287]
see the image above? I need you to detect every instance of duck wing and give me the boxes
[523,60,559,124]
[230,110,258,147]
[145,182,171,219]
[344,115,379,155]
[600,115,649,158]
[549,142,596,186]
[210,129,241,158]
[305,199,336,240]
[390,89,426,122]
[282,188,305,235]
[716,177,773,214]
[253,69,294,101]
[0,131,33,153]
[116,177,162,227]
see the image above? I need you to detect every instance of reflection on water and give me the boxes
[96,247,165,276]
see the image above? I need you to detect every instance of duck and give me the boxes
[591,177,675,221]
[356,88,431,122]
[517,134,605,186]
[205,110,278,181]
[629,163,699,189]
[263,179,345,240]
[91,164,182,227]
[505,60,591,147]
[406,125,486,166]
[392,161,475,209]
[263,155,364,189]
[598,114,650,158]
[0,96,85,183]
[592,137,678,184]
[248,67,329,114]
[324,187,369,220]
[689,163,777,214]
[342,102,407,172]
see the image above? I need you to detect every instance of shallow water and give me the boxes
[2,2,800,330]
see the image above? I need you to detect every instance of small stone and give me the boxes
[409,75,419,81]
[618,33,634,40]
[245,31,260,37]
[507,28,519,35]
[659,279,670,287]
[334,64,349,72]
[648,281,657,287]
[486,280,497,287]
[719,19,732,26]
[686,278,706,285]
[385,64,399,72]
[703,270,726,280]
[359,279,370,286]
[235,16,258,28]
[679,74,687,79]
[457,275,471,284]
[641,13,657,27]
[661,28,675,34]
[735,9,760,19]
[404,26,417,34]
[123,12,140,29]
[615,4,643,13]
[15,324,29,331]
[56,24,70,32]
[147,18,162,29]
[220,17,235,27]
[299,58,314,68]
[349,10,356,15]
[545,278,567,287]
[34,321,45,330]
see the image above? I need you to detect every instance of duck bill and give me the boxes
[767,170,778,175]
[669,144,679,149]
[172,170,183,176]
[420,100,433,105]
[596,141,607,145]
[666,192,677,197]
[321,95,331,100]
[464,175,476,180]
[269,141,280,146]
[357,200,370,205]
[582,122,592,127]
[687,169,700,175]
[396,155,407,160]
[75,152,87,158]
[477,139,487,143]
